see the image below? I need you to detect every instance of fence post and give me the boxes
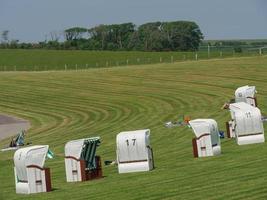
[208,44,210,58]
[195,53,198,61]
[86,64,88,69]
[126,59,129,65]
[106,61,109,67]
[65,64,67,71]
[160,57,162,63]
[171,56,174,63]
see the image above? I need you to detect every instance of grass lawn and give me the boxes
[0,49,256,71]
[0,56,267,199]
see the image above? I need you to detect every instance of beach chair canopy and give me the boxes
[235,85,256,104]
[65,137,100,170]
[189,119,220,146]
[229,102,263,136]
[14,145,49,182]
[116,129,150,163]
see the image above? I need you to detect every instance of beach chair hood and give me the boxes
[235,85,257,106]
[14,145,49,182]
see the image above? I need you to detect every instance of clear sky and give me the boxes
[0,0,266,42]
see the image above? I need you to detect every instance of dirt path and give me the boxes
[0,114,30,141]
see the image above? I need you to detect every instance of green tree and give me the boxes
[1,30,9,43]
[64,27,88,41]
[138,22,165,51]
[88,23,135,50]
[161,21,203,51]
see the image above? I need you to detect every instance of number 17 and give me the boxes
[126,139,136,146]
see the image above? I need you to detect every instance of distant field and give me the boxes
[0,56,267,200]
[0,49,260,71]
[204,38,267,44]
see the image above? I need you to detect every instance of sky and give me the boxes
[0,0,266,42]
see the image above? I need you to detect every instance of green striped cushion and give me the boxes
[80,137,100,170]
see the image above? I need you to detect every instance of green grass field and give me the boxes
[0,55,267,200]
[204,38,267,44]
[0,49,259,71]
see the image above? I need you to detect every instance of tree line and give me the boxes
[0,21,204,51]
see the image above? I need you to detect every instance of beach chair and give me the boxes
[9,130,26,147]
[189,119,221,158]
[116,129,154,174]
[235,85,257,107]
[226,102,265,145]
[64,137,102,182]
[13,145,52,194]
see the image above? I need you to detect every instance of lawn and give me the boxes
[0,55,267,199]
[0,49,257,71]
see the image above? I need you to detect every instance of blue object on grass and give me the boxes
[219,131,224,138]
